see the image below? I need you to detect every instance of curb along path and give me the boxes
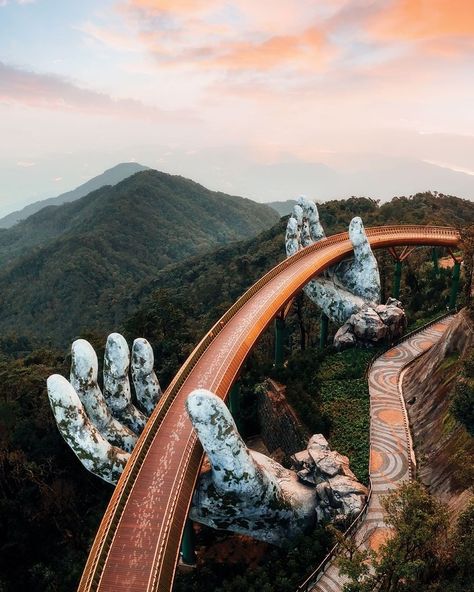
[310,316,453,592]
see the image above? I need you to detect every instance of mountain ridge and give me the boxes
[0,162,149,229]
[0,169,278,344]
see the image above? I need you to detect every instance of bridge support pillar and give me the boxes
[392,260,402,299]
[449,260,461,311]
[181,517,196,565]
[389,246,415,300]
[274,316,286,367]
[319,313,329,348]
[229,381,241,430]
[432,247,439,276]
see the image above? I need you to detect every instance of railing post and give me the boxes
[449,260,461,310]
[274,316,286,367]
[393,259,402,299]
[180,517,196,565]
[319,313,329,348]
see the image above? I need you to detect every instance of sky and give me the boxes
[1,0,474,216]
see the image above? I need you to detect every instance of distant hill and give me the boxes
[0,162,149,229]
[0,169,278,345]
[267,200,297,217]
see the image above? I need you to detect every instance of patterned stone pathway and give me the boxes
[311,317,453,592]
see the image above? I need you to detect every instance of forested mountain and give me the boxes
[267,199,297,216]
[0,162,149,229]
[0,170,278,345]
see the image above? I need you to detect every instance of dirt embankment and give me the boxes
[403,309,474,515]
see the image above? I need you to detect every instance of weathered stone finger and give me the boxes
[70,339,137,452]
[185,389,267,494]
[285,216,299,257]
[131,338,162,416]
[47,374,129,485]
[297,195,325,243]
[332,217,381,304]
[103,333,147,434]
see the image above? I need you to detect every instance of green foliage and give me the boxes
[317,349,375,381]
[451,350,474,436]
[172,529,332,592]
[0,350,111,592]
[338,482,474,592]
[271,347,373,484]
[0,170,278,346]
[319,378,370,484]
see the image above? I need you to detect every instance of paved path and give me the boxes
[312,317,453,592]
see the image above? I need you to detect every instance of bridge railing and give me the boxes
[80,226,460,590]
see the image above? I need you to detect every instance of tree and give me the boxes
[338,481,450,592]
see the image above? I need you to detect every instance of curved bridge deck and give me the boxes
[78,226,459,592]
[312,316,453,592]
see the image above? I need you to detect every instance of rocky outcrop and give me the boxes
[291,434,368,523]
[334,298,407,349]
[402,310,474,514]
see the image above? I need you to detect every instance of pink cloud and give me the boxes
[0,61,189,120]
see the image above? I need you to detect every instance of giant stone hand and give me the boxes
[47,333,161,484]
[47,334,367,545]
[286,196,405,345]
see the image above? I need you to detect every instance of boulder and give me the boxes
[334,322,357,349]
[307,433,330,451]
[293,434,368,523]
[350,305,388,342]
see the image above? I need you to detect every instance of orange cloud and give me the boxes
[213,28,332,71]
[114,0,339,73]
[370,0,474,40]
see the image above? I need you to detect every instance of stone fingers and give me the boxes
[47,374,129,485]
[131,338,162,416]
[103,333,148,434]
[332,217,381,304]
[185,389,268,495]
[285,216,299,257]
[70,339,138,452]
[285,197,325,258]
[297,195,325,243]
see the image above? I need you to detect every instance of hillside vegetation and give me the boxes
[0,162,148,229]
[0,170,278,345]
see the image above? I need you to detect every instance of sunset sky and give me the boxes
[1,0,474,216]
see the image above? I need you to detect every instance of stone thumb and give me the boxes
[186,389,267,494]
